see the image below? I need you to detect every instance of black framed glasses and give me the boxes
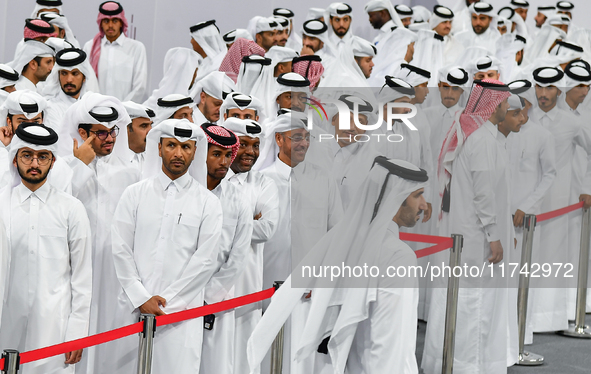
[19,152,53,166]
[89,125,119,140]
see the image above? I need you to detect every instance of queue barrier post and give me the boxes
[441,234,463,374]
[136,314,156,374]
[516,214,544,365]
[1,350,19,374]
[559,208,591,338]
[270,281,285,374]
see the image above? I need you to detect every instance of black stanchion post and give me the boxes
[441,234,463,374]
[1,350,20,374]
[516,214,544,365]
[270,281,284,374]
[137,314,156,374]
[559,208,591,338]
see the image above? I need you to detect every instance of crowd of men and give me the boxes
[0,0,590,373]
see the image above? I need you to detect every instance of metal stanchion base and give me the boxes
[517,351,544,366]
[557,326,591,338]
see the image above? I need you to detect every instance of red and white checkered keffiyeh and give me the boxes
[202,124,240,163]
[89,2,129,78]
[218,38,265,83]
[24,19,57,40]
[437,79,511,218]
[292,56,324,89]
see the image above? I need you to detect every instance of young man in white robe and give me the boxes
[0,123,92,374]
[190,71,236,124]
[222,117,279,374]
[423,79,514,374]
[454,2,502,55]
[122,101,155,173]
[190,20,228,81]
[248,157,429,374]
[199,123,253,374]
[111,118,222,374]
[11,40,55,93]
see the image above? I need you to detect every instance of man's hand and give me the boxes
[488,240,503,264]
[580,194,591,209]
[0,126,13,147]
[300,46,314,56]
[73,134,96,165]
[254,212,262,220]
[404,42,415,63]
[139,295,167,316]
[65,349,83,364]
[422,203,432,223]
[513,209,526,227]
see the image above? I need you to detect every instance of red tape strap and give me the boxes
[16,287,276,365]
[399,232,454,259]
[536,201,584,223]
[157,287,275,327]
[414,239,454,258]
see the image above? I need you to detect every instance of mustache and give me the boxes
[27,168,41,174]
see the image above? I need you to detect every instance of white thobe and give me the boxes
[372,20,396,45]
[507,119,556,348]
[15,76,37,92]
[66,153,139,374]
[46,91,81,157]
[528,106,591,331]
[201,179,253,374]
[423,121,515,374]
[124,147,146,174]
[0,182,92,374]
[454,27,501,55]
[226,168,279,374]
[347,222,419,374]
[83,34,148,102]
[110,170,223,374]
[261,158,343,374]
[0,218,7,331]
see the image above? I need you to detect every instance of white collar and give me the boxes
[15,180,50,204]
[102,33,126,46]
[156,168,193,191]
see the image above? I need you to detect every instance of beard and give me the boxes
[62,84,82,97]
[17,164,50,185]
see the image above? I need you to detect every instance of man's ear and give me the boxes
[200,91,207,105]
[28,60,38,72]
[275,132,282,146]
[255,33,262,45]
[158,142,162,157]
[556,88,562,96]
[78,127,88,140]
[49,156,56,170]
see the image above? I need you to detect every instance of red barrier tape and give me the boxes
[13,287,275,365]
[536,201,584,223]
[400,233,455,259]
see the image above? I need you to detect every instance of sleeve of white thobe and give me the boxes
[251,177,280,244]
[469,138,499,242]
[65,200,93,341]
[327,177,344,230]
[517,134,556,213]
[574,123,591,195]
[124,43,148,102]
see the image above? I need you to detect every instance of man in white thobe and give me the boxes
[222,117,279,374]
[199,123,252,374]
[83,1,148,102]
[122,101,154,173]
[10,40,55,93]
[190,20,228,81]
[364,0,403,45]
[423,79,513,374]
[61,92,139,374]
[190,71,236,124]
[0,65,19,107]
[0,123,92,374]
[111,118,223,374]
[454,2,502,55]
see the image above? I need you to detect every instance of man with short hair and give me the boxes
[12,40,55,92]
[83,1,148,102]
[190,20,228,80]
[455,2,501,54]
[199,123,252,374]
[191,71,236,123]
[0,123,92,374]
[122,101,154,172]
[62,92,140,374]
[111,118,222,374]
[223,117,280,374]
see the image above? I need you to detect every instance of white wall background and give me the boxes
[0,0,588,96]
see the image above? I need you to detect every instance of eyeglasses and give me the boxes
[19,152,53,166]
[88,125,119,140]
[286,134,311,143]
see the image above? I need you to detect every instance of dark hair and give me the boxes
[127,122,134,132]
[78,123,92,135]
[22,56,43,75]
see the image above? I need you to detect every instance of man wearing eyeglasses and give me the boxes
[62,92,140,374]
[0,123,92,374]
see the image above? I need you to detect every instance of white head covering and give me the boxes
[412,29,445,86]
[38,11,80,48]
[43,37,74,53]
[30,0,63,18]
[219,92,265,125]
[41,48,100,98]
[438,65,469,87]
[364,0,404,28]
[248,158,428,373]
[154,94,195,126]
[9,40,55,74]
[469,2,495,18]
[190,70,236,105]
[378,76,415,103]
[6,123,60,188]
[267,46,299,67]
[60,92,131,160]
[522,20,566,66]
[274,16,290,32]
[429,5,454,30]
[247,16,278,39]
[141,118,207,186]
[507,93,525,110]
[222,117,264,138]
[468,55,503,79]
[306,7,326,21]
[510,0,529,9]
[236,55,272,95]
[122,101,155,120]
[395,63,431,86]
[537,6,557,19]
[273,72,311,99]
[222,29,254,45]
[0,90,47,128]
[144,47,202,109]
[563,63,591,88]
[190,20,226,58]
[0,64,19,89]
[508,79,536,108]
[324,3,354,40]
[351,36,376,57]
[532,66,565,87]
